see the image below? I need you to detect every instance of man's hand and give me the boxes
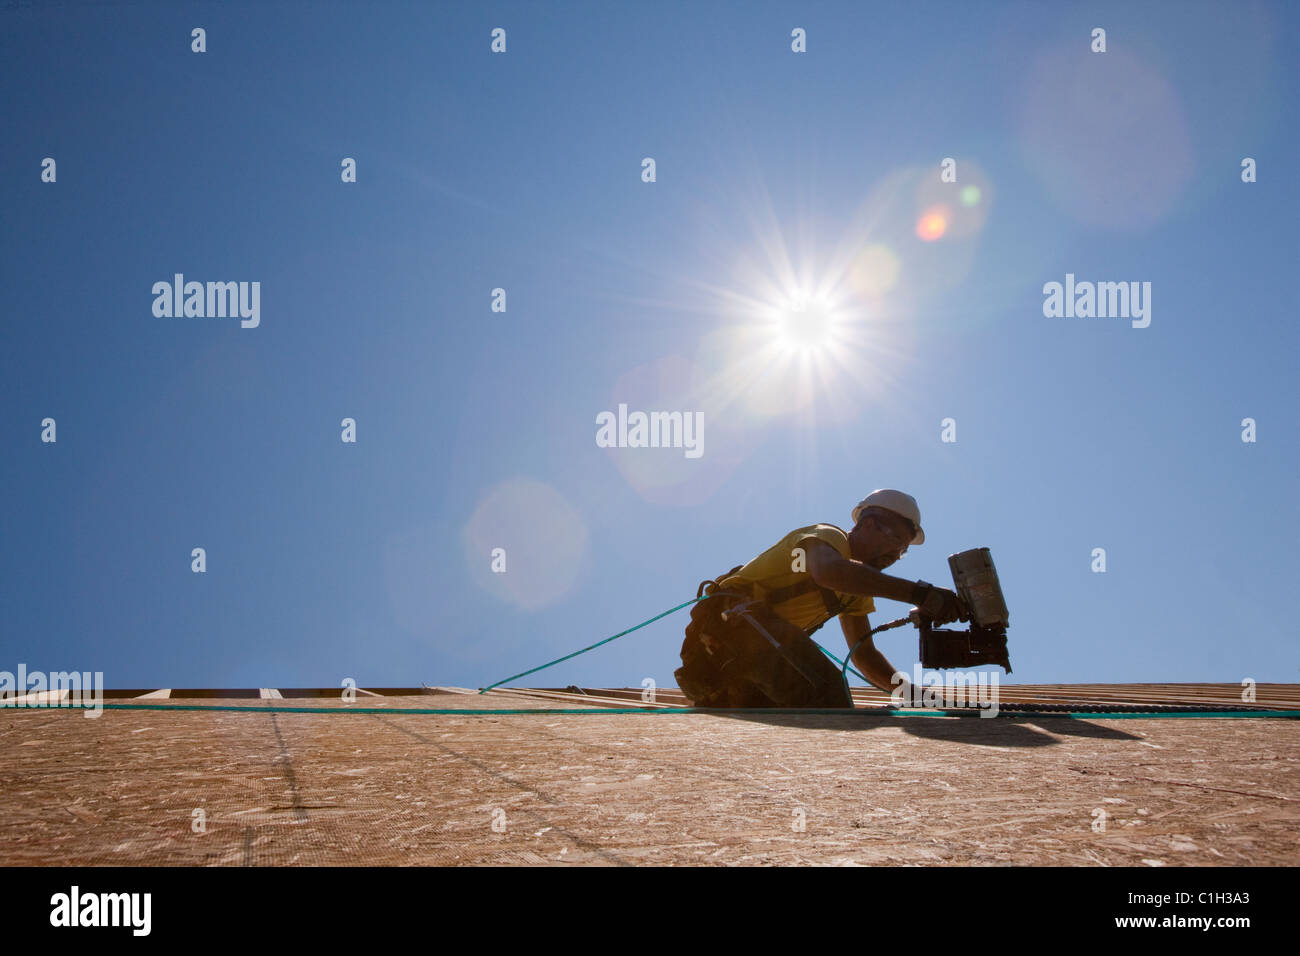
[888,677,920,708]
[912,581,962,624]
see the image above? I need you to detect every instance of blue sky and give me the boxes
[2,0,1296,692]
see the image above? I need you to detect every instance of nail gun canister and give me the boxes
[947,548,1009,628]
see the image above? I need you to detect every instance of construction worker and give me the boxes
[674,489,962,708]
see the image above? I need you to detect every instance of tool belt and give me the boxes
[676,567,852,708]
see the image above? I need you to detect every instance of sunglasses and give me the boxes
[868,513,913,552]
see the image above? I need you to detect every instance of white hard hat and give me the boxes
[852,489,925,545]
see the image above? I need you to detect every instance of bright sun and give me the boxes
[773,294,840,358]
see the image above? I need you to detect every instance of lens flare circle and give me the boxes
[916,207,949,241]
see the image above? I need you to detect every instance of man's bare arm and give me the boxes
[804,538,917,603]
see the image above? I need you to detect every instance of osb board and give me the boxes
[2,697,1296,866]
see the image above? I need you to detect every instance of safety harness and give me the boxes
[689,566,853,703]
[696,567,846,639]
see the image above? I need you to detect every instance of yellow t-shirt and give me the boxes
[716,524,875,631]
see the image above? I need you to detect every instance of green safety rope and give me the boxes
[479,593,878,695]
[815,640,870,684]
[478,595,711,694]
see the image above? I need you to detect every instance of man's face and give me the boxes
[852,509,914,570]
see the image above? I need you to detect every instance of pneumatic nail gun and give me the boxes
[872,548,1012,673]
